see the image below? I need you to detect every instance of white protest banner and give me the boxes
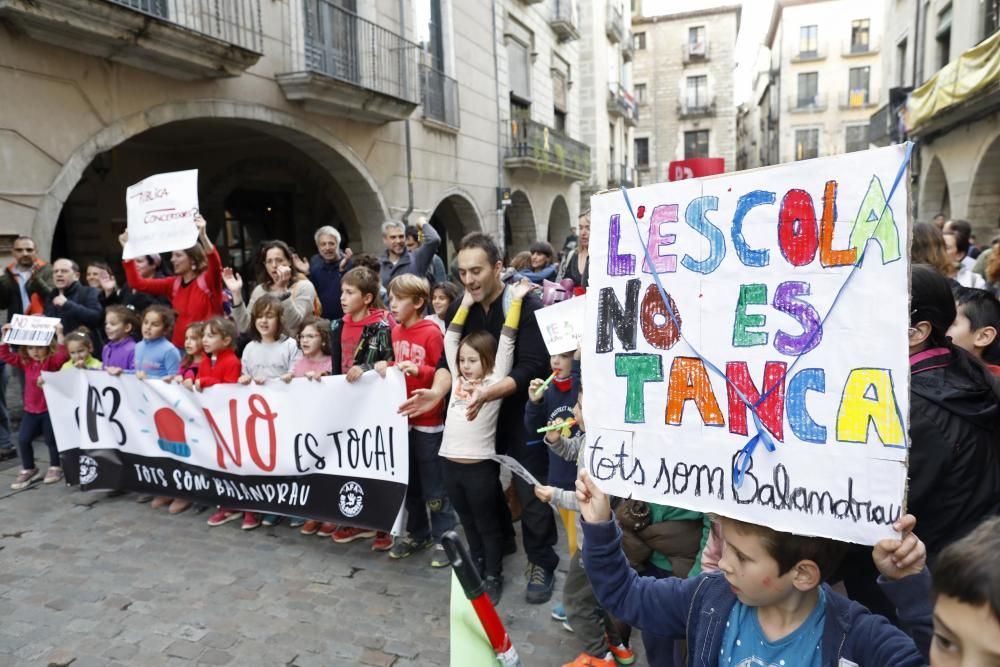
[2,314,61,346]
[490,454,541,487]
[42,369,409,530]
[535,297,587,355]
[584,145,912,545]
[123,169,199,259]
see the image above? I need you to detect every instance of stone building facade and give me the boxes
[0,0,588,268]
[630,4,740,187]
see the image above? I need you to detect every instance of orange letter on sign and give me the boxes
[819,180,858,267]
[665,357,725,426]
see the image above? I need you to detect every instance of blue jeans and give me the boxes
[405,430,456,542]
[0,362,11,448]
[18,411,58,471]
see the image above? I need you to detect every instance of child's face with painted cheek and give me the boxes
[716,522,799,607]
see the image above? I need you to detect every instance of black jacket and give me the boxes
[43,281,103,346]
[909,345,1000,561]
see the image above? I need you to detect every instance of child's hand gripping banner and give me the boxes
[584,144,912,545]
[43,369,409,531]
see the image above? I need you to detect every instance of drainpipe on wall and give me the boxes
[400,0,415,224]
[492,0,506,254]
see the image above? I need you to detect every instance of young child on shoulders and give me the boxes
[948,286,1000,375]
[103,304,139,375]
[281,316,333,533]
[375,275,455,566]
[328,266,395,547]
[574,471,933,667]
[135,305,182,380]
[437,278,535,603]
[0,322,69,488]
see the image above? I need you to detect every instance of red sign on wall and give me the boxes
[667,158,726,181]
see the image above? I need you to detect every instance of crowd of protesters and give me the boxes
[0,206,998,667]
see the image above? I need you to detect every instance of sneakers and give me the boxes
[317,522,338,537]
[261,514,281,527]
[135,494,154,503]
[562,652,615,667]
[206,509,240,526]
[606,638,635,665]
[150,496,172,509]
[525,563,555,604]
[429,544,450,568]
[288,517,306,528]
[241,512,261,531]
[371,532,393,551]
[551,603,573,632]
[42,467,63,484]
[388,535,433,560]
[300,520,321,535]
[483,575,504,605]
[331,526,376,543]
[168,499,191,514]
[11,469,39,490]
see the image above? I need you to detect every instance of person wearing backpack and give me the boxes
[119,214,223,349]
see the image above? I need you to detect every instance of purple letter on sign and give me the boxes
[772,281,823,356]
[607,214,636,276]
[642,205,678,274]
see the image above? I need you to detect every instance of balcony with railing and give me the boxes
[843,38,880,57]
[622,28,634,61]
[605,2,624,43]
[789,93,828,112]
[277,0,420,123]
[607,163,635,188]
[607,84,639,126]
[682,39,710,65]
[0,0,263,79]
[550,0,579,42]
[420,64,459,129]
[791,44,827,63]
[504,118,591,181]
[839,89,879,109]
[677,96,717,118]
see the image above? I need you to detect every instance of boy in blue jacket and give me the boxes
[575,470,933,667]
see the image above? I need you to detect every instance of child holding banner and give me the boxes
[134,305,181,380]
[576,471,932,666]
[102,305,138,375]
[0,322,68,489]
[438,278,535,603]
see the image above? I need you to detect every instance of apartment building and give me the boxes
[0,0,588,266]
[631,4,740,185]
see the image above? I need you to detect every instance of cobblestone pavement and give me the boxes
[0,445,648,667]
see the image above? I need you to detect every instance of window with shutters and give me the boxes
[508,38,531,102]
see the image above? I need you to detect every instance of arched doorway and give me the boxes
[967,134,1000,240]
[504,190,535,257]
[919,156,950,223]
[37,100,387,264]
[428,191,483,266]
[547,195,572,255]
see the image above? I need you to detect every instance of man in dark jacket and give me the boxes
[400,233,557,604]
[378,218,440,289]
[43,259,103,350]
[298,225,352,321]
[0,236,52,320]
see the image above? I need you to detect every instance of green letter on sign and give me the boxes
[615,353,664,423]
[848,176,901,264]
[732,283,768,347]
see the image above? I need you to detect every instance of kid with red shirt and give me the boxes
[376,275,455,566]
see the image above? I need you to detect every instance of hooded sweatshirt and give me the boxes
[331,309,394,375]
[908,345,1000,560]
[391,318,444,429]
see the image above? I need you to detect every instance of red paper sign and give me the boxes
[667,158,725,181]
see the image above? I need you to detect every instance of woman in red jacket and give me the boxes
[119,215,223,348]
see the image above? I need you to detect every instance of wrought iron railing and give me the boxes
[302,0,420,103]
[506,117,591,179]
[607,84,639,123]
[420,64,460,128]
[107,0,262,51]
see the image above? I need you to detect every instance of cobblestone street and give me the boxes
[0,447,588,667]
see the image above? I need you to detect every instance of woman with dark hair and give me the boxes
[119,215,223,348]
[95,255,169,313]
[224,240,317,338]
[911,222,953,278]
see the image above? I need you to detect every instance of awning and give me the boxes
[905,29,1000,132]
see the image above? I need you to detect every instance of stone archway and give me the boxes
[919,156,950,223]
[967,134,1000,240]
[35,100,389,257]
[504,190,535,256]
[547,195,571,252]
[428,190,483,264]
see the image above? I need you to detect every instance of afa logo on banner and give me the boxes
[585,144,912,545]
[43,369,410,531]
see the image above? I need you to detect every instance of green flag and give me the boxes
[449,572,497,666]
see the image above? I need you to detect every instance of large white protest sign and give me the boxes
[2,314,61,346]
[536,297,586,355]
[123,169,200,259]
[584,145,911,544]
[43,369,409,530]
